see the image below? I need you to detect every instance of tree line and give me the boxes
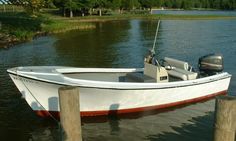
[9,0,236,17]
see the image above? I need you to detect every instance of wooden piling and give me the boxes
[213,95,236,141]
[59,87,82,141]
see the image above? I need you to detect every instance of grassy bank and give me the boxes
[41,20,95,34]
[0,12,95,48]
[50,13,236,22]
[0,11,236,48]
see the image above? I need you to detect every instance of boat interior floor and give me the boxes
[124,72,184,83]
[63,72,188,83]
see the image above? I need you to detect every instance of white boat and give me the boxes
[7,54,231,118]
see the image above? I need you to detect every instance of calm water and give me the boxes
[1,18,236,141]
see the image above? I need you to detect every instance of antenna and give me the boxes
[151,19,161,55]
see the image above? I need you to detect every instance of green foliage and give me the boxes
[122,0,140,9]
[41,20,95,33]
[23,0,45,14]
[109,0,122,9]
[10,29,34,41]
[64,0,80,10]
[0,12,46,31]
[45,0,56,8]
[0,12,46,41]
[139,0,157,9]
[89,0,107,8]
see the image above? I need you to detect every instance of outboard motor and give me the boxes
[198,54,223,75]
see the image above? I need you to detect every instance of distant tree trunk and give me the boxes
[120,8,123,14]
[3,4,6,12]
[32,9,35,15]
[99,8,102,16]
[89,8,92,15]
[63,8,66,17]
[12,5,15,12]
[119,8,123,14]
[70,9,73,18]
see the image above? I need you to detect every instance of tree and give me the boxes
[156,0,163,7]
[53,0,85,17]
[164,0,173,8]
[89,0,109,16]
[109,0,122,12]
[193,0,201,8]
[139,0,157,11]
[45,0,55,8]
[53,0,66,16]
[121,0,140,10]
[64,0,77,17]
[172,0,182,8]
[21,0,45,15]
[212,0,222,9]
[181,0,192,9]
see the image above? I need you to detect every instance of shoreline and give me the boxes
[1,13,236,49]
[52,14,236,21]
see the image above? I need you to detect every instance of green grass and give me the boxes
[41,20,95,33]
[0,12,95,45]
[0,5,23,12]
[10,29,34,40]
[0,12,48,42]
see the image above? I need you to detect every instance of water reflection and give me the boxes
[82,100,216,141]
[28,122,60,141]
[146,112,214,141]
[29,128,55,141]
[108,104,120,135]
[53,20,131,67]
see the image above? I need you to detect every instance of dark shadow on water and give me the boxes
[108,104,120,135]
[81,97,216,124]
[146,111,215,141]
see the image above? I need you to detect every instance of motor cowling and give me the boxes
[198,54,223,75]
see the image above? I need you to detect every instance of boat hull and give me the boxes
[8,72,231,118]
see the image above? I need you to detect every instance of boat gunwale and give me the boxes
[7,67,232,90]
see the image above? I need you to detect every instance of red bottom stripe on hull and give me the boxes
[35,90,227,118]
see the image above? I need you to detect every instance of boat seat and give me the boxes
[164,57,189,70]
[167,68,198,81]
[163,57,198,80]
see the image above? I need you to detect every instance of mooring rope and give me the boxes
[16,69,63,140]
[151,19,161,55]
